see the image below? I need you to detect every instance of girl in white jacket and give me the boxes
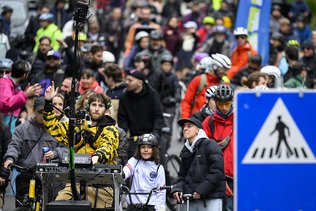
[123,134,166,211]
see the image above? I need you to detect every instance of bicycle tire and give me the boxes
[166,154,180,185]
[165,154,180,211]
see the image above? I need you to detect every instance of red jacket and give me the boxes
[79,80,104,94]
[181,73,219,119]
[0,77,27,117]
[227,42,257,79]
[202,111,234,177]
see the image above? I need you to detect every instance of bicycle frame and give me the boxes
[9,164,42,211]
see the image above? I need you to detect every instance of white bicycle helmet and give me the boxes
[197,57,213,72]
[102,51,115,63]
[260,65,281,78]
[135,31,149,42]
[233,27,248,36]
[205,85,218,99]
[210,53,232,69]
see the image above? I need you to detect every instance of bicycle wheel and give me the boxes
[166,154,180,185]
[165,154,180,211]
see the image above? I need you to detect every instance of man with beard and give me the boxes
[31,50,64,94]
[198,25,231,57]
[43,82,119,208]
[28,36,52,79]
[118,69,164,159]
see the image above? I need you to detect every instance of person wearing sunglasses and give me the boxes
[227,27,258,80]
[231,55,262,87]
[202,84,234,211]
[30,50,64,95]
[300,40,316,88]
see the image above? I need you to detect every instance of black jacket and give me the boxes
[118,82,164,138]
[171,138,226,200]
[0,124,11,164]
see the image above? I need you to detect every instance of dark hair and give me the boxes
[11,60,31,78]
[134,145,160,164]
[88,93,112,110]
[90,45,103,55]
[249,55,262,65]
[39,36,51,44]
[285,46,299,61]
[80,68,95,78]
[292,62,307,76]
[104,64,123,83]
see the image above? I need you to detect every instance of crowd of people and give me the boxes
[0,0,314,210]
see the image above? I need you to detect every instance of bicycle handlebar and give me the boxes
[8,163,32,173]
[122,185,167,207]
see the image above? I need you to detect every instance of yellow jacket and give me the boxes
[43,105,119,164]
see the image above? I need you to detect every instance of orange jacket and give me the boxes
[227,42,257,79]
[181,73,220,119]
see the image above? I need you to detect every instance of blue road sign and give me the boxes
[235,91,316,211]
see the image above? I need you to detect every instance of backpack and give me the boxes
[190,74,207,110]
[208,114,232,151]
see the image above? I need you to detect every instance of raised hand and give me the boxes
[45,81,59,101]
[24,83,42,98]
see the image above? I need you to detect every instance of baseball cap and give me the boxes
[126,69,145,81]
[178,117,203,129]
[34,97,45,112]
[47,50,61,59]
[2,6,13,14]
[0,58,13,70]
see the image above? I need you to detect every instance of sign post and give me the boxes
[235,90,316,211]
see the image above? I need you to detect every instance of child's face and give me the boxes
[140,145,154,160]
[161,62,173,73]
[81,74,94,88]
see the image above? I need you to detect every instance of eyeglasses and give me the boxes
[235,35,247,40]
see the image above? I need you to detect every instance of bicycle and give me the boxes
[121,185,170,211]
[7,163,42,211]
[126,135,181,211]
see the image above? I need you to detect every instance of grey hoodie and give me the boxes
[4,118,67,168]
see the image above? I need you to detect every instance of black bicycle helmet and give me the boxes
[138,134,157,146]
[135,52,151,62]
[214,84,233,102]
[160,54,173,64]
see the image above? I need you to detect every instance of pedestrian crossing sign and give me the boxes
[235,90,316,211]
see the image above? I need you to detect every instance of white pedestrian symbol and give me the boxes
[243,98,316,164]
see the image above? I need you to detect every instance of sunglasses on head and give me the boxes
[235,35,247,39]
